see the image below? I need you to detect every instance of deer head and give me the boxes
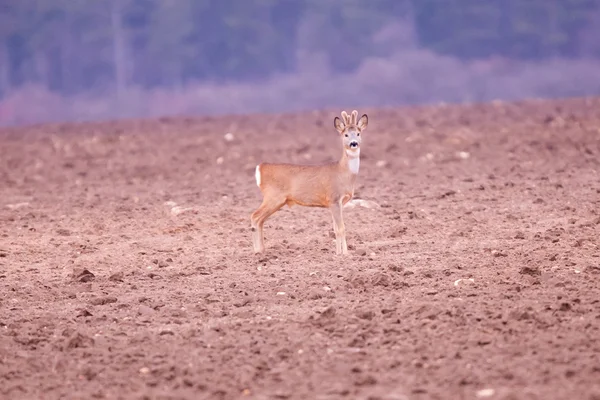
[334,110,369,157]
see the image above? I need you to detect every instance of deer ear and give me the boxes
[334,117,345,134]
[357,114,368,130]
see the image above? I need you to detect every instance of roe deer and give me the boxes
[251,110,369,255]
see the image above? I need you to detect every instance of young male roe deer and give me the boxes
[251,110,369,255]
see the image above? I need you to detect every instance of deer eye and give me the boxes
[344,134,348,137]
[357,133,360,136]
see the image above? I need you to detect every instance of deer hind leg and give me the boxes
[330,202,348,255]
[250,194,286,253]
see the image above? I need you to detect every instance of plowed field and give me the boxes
[1,98,600,400]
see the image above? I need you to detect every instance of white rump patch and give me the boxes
[255,165,261,186]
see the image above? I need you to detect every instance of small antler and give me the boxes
[351,110,358,126]
[341,111,350,126]
[340,110,360,126]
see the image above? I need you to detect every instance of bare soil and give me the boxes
[1,98,600,400]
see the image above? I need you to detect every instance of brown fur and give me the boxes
[250,110,369,255]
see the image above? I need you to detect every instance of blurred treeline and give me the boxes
[1,0,599,98]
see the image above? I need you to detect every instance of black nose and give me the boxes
[349,141,358,148]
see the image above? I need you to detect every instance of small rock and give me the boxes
[376,160,387,167]
[381,390,410,400]
[6,202,30,210]
[514,231,525,239]
[216,157,224,165]
[158,260,168,268]
[171,206,195,216]
[139,367,150,374]
[454,278,475,286]
[224,133,235,142]
[457,151,470,160]
[476,388,495,398]
[345,199,381,209]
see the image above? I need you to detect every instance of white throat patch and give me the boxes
[346,149,360,174]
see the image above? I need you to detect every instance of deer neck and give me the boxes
[340,147,360,175]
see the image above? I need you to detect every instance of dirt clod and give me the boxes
[519,266,541,276]
[71,268,95,282]
[108,272,124,282]
[356,248,368,256]
[559,302,572,311]
[65,332,94,349]
[76,309,93,318]
[90,296,118,306]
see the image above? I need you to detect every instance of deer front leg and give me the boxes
[330,202,348,255]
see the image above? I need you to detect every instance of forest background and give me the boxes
[1,0,599,126]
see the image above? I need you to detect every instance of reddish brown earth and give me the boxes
[1,98,600,400]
